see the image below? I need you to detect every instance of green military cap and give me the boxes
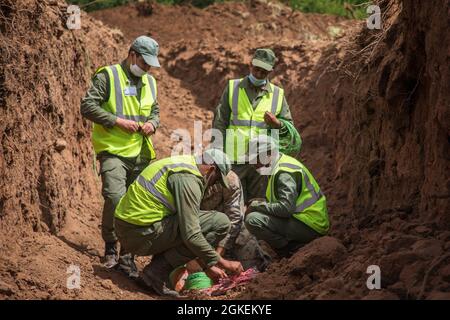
[131,35,160,67]
[202,148,232,188]
[252,48,277,71]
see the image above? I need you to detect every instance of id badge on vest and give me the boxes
[124,86,137,96]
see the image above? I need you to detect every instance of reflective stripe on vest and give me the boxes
[277,162,324,212]
[230,79,281,128]
[226,78,283,162]
[266,154,329,235]
[136,162,198,213]
[114,155,202,226]
[92,64,157,158]
[110,65,157,123]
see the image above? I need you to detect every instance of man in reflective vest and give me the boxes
[81,36,161,276]
[244,135,330,258]
[213,48,294,203]
[115,149,243,297]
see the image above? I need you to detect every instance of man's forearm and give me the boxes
[80,73,117,128]
[183,233,221,267]
[250,201,293,218]
[81,100,117,128]
[220,182,244,249]
[169,174,221,268]
[147,101,160,129]
[278,96,293,124]
[249,172,299,218]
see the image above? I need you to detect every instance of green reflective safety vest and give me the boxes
[266,154,330,235]
[115,155,203,226]
[92,64,157,159]
[226,78,284,162]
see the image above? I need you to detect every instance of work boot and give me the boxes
[116,253,139,279]
[257,256,272,272]
[254,242,272,272]
[141,255,180,298]
[103,242,119,269]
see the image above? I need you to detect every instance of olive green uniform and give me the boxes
[213,76,293,202]
[115,172,230,268]
[245,171,321,250]
[200,171,270,269]
[80,61,160,244]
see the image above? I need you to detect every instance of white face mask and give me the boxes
[130,54,147,77]
[256,164,274,176]
[130,63,147,77]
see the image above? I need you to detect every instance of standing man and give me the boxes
[114,149,243,297]
[213,48,294,203]
[244,135,330,258]
[81,36,161,277]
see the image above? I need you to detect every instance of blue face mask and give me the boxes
[248,73,267,87]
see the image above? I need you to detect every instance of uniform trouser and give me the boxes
[245,211,321,249]
[232,164,268,204]
[98,152,150,244]
[115,211,230,268]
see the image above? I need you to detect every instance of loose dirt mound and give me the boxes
[1,0,449,300]
[91,1,351,45]
[93,0,450,300]
[0,0,151,299]
[241,0,450,299]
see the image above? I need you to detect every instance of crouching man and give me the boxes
[114,149,243,297]
[199,170,271,271]
[245,135,330,258]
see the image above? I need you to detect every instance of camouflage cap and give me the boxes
[252,48,277,71]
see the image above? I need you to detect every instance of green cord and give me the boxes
[278,119,302,156]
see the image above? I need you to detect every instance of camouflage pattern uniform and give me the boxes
[201,171,270,270]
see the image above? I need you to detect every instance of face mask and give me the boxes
[248,73,267,87]
[256,166,270,175]
[130,54,147,77]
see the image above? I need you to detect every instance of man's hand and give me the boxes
[205,265,227,282]
[218,258,244,275]
[264,111,281,129]
[245,205,255,216]
[141,122,155,136]
[115,118,139,133]
[245,198,265,215]
[216,246,225,256]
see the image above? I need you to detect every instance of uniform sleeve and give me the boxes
[276,95,294,136]
[218,174,244,249]
[212,84,231,150]
[80,71,117,128]
[278,95,293,124]
[147,100,160,130]
[167,173,220,267]
[249,172,300,218]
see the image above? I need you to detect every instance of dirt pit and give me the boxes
[0,0,448,300]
